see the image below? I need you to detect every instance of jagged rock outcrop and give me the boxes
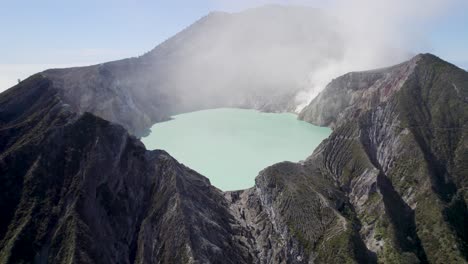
[296,54,468,263]
[298,55,420,128]
[226,160,373,264]
[0,77,254,263]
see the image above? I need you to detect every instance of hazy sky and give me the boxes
[1,0,467,91]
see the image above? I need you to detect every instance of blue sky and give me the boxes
[427,6,468,68]
[1,0,467,90]
[1,1,217,64]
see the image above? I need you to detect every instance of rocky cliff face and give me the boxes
[296,54,468,263]
[0,54,467,264]
[298,55,420,128]
[0,77,254,263]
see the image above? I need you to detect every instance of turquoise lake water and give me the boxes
[142,108,331,191]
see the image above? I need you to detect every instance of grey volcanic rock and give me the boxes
[296,54,468,263]
[0,77,253,263]
[226,160,373,264]
[299,55,420,128]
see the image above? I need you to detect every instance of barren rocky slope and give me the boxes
[297,54,468,263]
[0,54,467,264]
[0,76,254,263]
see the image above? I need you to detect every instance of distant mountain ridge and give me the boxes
[30,5,345,137]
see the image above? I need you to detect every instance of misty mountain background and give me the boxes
[1,0,467,102]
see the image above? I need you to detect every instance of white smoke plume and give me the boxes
[208,0,466,111]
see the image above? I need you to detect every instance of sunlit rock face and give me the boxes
[298,54,420,128]
[296,54,468,263]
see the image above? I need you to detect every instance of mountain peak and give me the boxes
[412,52,441,63]
[299,53,466,128]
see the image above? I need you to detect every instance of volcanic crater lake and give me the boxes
[142,108,331,191]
